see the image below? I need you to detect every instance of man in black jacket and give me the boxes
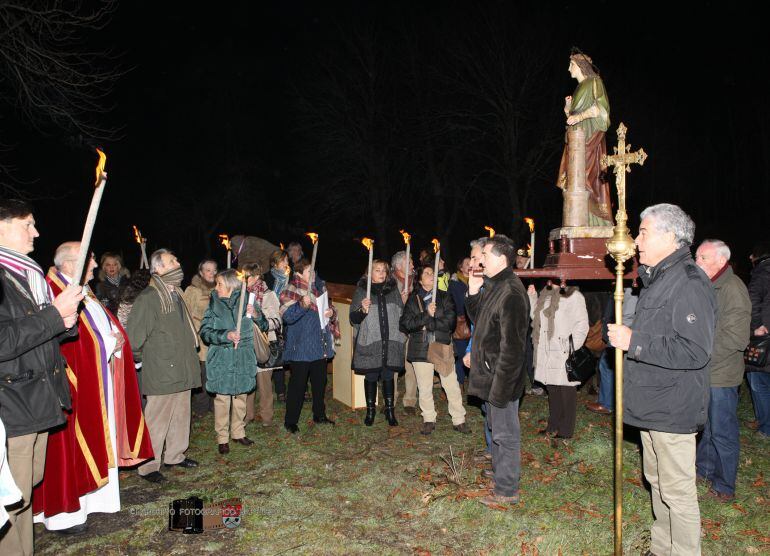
[466,234,529,507]
[608,203,715,556]
[0,199,83,555]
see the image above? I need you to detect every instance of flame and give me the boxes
[524,217,535,233]
[132,225,143,244]
[94,148,107,186]
[431,238,440,253]
[279,242,285,251]
[399,229,411,245]
[360,237,374,251]
[527,243,532,256]
[484,225,496,238]
[219,234,231,251]
[235,269,246,281]
[305,232,319,245]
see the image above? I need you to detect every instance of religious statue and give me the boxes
[556,51,613,226]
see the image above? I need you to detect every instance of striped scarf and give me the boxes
[0,245,53,309]
[148,270,199,348]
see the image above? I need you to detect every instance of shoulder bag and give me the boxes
[565,334,596,383]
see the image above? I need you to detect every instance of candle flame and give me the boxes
[305,232,318,245]
[484,225,496,238]
[360,237,374,251]
[219,233,231,251]
[399,229,411,244]
[94,148,107,186]
[132,225,143,244]
[431,238,440,253]
[524,217,535,233]
[279,242,285,251]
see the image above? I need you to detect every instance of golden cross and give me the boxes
[601,122,647,217]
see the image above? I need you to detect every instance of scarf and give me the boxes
[711,262,729,283]
[279,274,340,339]
[270,268,289,296]
[148,267,198,347]
[0,245,53,309]
[247,276,268,305]
[106,274,121,287]
[455,272,469,286]
[532,285,578,348]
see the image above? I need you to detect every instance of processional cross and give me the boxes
[601,122,647,556]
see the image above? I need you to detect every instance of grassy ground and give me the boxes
[34,382,770,555]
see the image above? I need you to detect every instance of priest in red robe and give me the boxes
[32,242,153,532]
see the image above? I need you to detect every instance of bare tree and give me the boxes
[0,0,121,193]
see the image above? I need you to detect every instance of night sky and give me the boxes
[2,1,766,283]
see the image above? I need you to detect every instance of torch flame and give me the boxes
[399,229,411,245]
[484,226,496,238]
[235,269,246,281]
[94,148,107,186]
[431,238,440,253]
[132,225,143,244]
[360,237,374,251]
[279,242,285,251]
[524,217,535,233]
[219,234,231,251]
[305,232,319,245]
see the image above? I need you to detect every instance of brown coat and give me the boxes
[182,274,215,361]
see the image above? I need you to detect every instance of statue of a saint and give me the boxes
[556,52,612,226]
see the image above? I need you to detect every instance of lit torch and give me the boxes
[431,238,441,303]
[524,217,535,269]
[305,232,319,287]
[361,237,375,299]
[484,225,496,238]
[72,149,108,286]
[133,225,149,269]
[399,229,411,294]
[219,234,232,269]
[234,269,247,349]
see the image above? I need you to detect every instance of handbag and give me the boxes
[745,335,770,367]
[452,314,471,341]
[259,329,284,370]
[565,334,596,383]
[417,295,455,377]
[252,321,271,364]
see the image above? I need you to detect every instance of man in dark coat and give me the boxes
[608,204,716,556]
[466,234,529,507]
[0,199,83,555]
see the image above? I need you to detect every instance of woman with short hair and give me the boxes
[95,252,130,315]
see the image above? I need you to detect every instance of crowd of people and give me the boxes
[1,197,769,555]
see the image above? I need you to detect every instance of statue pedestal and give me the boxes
[515,226,637,283]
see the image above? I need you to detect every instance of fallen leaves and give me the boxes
[752,473,766,488]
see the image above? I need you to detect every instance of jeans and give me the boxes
[487,399,521,498]
[747,371,770,435]
[696,386,739,495]
[598,349,614,411]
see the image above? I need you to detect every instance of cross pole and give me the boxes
[601,122,647,556]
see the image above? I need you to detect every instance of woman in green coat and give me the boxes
[200,269,267,454]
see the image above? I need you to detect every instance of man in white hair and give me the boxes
[694,239,750,502]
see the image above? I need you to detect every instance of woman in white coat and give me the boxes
[528,283,589,439]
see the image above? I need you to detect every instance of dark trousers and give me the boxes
[363,368,394,382]
[191,361,214,415]
[546,385,577,438]
[453,339,469,384]
[274,367,287,396]
[487,399,521,498]
[284,359,327,425]
[696,386,740,495]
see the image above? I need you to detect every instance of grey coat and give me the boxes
[350,278,405,373]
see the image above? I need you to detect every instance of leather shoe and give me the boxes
[479,492,519,507]
[403,406,417,416]
[586,402,612,415]
[313,416,335,425]
[140,471,166,483]
[285,423,299,434]
[420,422,435,435]
[233,437,254,446]
[453,422,471,434]
[706,487,735,502]
[481,469,494,479]
[54,523,88,535]
[218,443,230,454]
[165,458,198,469]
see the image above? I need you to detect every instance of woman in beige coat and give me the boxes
[528,283,589,439]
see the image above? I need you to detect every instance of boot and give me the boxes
[382,379,398,426]
[364,380,377,426]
